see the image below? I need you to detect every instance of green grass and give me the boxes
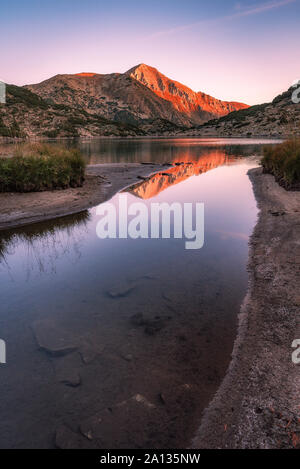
[0,143,86,192]
[261,139,300,190]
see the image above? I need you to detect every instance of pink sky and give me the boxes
[1,0,299,105]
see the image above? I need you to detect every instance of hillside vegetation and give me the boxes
[0,84,146,138]
[183,86,300,138]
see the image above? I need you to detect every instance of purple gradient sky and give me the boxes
[1,0,299,104]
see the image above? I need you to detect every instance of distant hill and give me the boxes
[183,86,300,138]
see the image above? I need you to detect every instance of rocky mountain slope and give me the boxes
[0,84,146,138]
[127,64,248,122]
[26,64,248,128]
[8,65,299,139]
[183,86,300,138]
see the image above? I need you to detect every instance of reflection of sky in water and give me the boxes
[0,140,262,448]
[0,155,258,318]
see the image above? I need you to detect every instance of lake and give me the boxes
[0,138,276,448]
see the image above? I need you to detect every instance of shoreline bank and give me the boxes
[0,135,285,144]
[0,163,168,231]
[192,167,300,449]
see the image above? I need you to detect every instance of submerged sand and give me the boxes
[192,167,300,449]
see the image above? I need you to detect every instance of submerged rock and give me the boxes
[121,353,133,362]
[79,340,105,364]
[54,353,82,387]
[107,276,157,299]
[32,319,78,356]
[158,384,194,410]
[106,281,137,298]
[55,424,95,449]
[130,313,146,326]
[130,313,169,335]
[79,394,157,447]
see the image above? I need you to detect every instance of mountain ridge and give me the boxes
[25,63,248,128]
[0,79,298,139]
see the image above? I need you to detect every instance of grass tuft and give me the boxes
[0,143,86,192]
[261,139,300,190]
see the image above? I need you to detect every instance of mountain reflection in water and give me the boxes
[125,150,237,199]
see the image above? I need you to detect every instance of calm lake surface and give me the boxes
[0,138,276,448]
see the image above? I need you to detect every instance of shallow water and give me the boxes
[0,138,270,448]
[67,136,276,165]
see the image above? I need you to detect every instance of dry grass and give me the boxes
[0,143,86,192]
[262,139,300,190]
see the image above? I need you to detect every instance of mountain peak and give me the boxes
[125,63,158,75]
[125,63,248,116]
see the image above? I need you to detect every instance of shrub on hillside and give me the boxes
[262,139,300,190]
[0,143,86,192]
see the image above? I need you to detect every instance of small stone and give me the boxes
[79,340,104,364]
[130,313,146,326]
[122,354,133,362]
[54,353,82,387]
[55,425,91,449]
[80,409,111,441]
[107,281,137,298]
[269,210,285,216]
[144,318,166,335]
[132,394,156,409]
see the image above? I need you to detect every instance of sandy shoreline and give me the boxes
[192,167,300,449]
[0,163,168,231]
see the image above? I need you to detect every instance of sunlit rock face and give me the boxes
[127,64,248,120]
[26,64,248,128]
[75,73,97,77]
[126,151,237,199]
